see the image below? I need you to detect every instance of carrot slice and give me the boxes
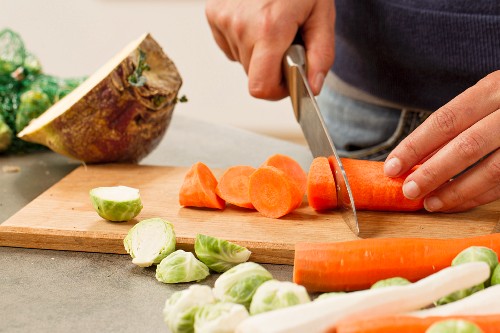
[261,154,307,199]
[293,234,500,292]
[339,157,423,211]
[179,161,225,209]
[307,156,338,211]
[335,314,500,333]
[249,166,303,218]
[215,165,256,209]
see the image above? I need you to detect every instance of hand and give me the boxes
[384,71,500,212]
[205,0,335,100]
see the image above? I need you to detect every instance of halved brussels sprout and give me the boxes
[425,319,484,333]
[249,280,310,315]
[89,185,143,222]
[213,262,273,309]
[314,292,346,301]
[123,217,176,267]
[371,277,411,289]
[163,284,215,333]
[194,234,251,273]
[156,250,210,284]
[194,302,249,333]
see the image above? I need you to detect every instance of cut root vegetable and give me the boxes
[235,262,490,333]
[261,154,307,198]
[339,158,423,211]
[248,166,303,218]
[335,315,500,333]
[89,185,143,222]
[215,165,256,209]
[18,34,182,163]
[179,162,225,209]
[307,156,337,211]
[293,234,500,292]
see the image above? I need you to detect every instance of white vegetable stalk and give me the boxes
[235,262,490,333]
[409,284,500,317]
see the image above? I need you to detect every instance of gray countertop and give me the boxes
[0,114,312,333]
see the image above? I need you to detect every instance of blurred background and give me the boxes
[1,0,306,144]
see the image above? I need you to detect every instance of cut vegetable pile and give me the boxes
[178,154,425,219]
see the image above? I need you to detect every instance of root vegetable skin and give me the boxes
[18,34,182,163]
[215,165,256,209]
[179,162,225,210]
[293,234,500,292]
[340,158,424,211]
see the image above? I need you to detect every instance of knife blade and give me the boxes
[283,44,359,236]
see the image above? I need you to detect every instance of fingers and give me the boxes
[385,70,500,177]
[443,184,500,213]
[401,110,500,201]
[422,149,499,212]
[302,0,336,95]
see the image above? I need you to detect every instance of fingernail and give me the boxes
[402,180,420,199]
[424,196,443,212]
[384,157,402,177]
[313,72,325,94]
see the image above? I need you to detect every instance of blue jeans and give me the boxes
[317,83,432,161]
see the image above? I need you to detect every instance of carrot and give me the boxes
[249,166,303,218]
[293,234,500,292]
[215,165,256,209]
[178,161,225,209]
[261,154,307,198]
[307,156,337,211]
[334,314,500,333]
[338,157,423,211]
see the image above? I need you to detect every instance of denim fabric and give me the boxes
[317,83,432,161]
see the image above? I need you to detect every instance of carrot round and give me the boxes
[334,314,500,333]
[307,156,337,211]
[293,234,500,292]
[215,165,256,209]
[249,166,303,218]
[339,158,423,211]
[261,154,307,198]
[179,161,225,209]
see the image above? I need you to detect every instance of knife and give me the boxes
[283,43,359,236]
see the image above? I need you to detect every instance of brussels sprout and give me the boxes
[89,185,143,222]
[371,277,412,289]
[491,264,500,286]
[436,246,497,305]
[123,217,176,267]
[425,319,484,333]
[15,89,51,131]
[22,52,42,75]
[156,250,210,284]
[194,302,249,333]
[194,234,251,273]
[452,246,498,277]
[314,292,346,301]
[249,280,311,315]
[0,29,25,75]
[163,284,215,333]
[29,74,86,103]
[0,114,12,152]
[213,262,273,309]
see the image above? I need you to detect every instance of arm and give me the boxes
[384,71,500,212]
[205,0,335,100]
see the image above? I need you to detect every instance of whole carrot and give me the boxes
[293,234,500,292]
[339,158,423,211]
[334,314,500,333]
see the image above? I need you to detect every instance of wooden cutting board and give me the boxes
[0,164,499,264]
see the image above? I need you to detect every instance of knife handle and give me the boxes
[283,39,307,122]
